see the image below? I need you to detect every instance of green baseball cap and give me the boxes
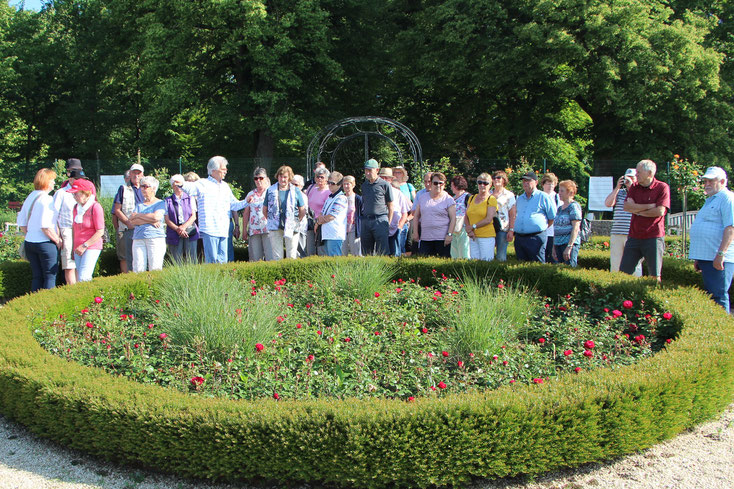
[364,159,379,169]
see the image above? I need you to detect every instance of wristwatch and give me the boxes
[447,232,453,237]
[472,224,477,230]
[717,251,726,257]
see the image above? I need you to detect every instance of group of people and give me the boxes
[15,155,734,315]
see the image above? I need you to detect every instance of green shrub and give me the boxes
[311,258,396,301]
[0,258,731,488]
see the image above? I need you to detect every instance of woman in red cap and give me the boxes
[67,179,105,282]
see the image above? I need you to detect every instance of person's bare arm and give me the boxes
[605,176,625,208]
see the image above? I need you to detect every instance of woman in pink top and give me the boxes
[305,166,331,256]
[412,172,456,257]
[68,179,105,282]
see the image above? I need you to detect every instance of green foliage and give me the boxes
[0,259,731,488]
[150,264,281,356]
[311,259,396,302]
[448,276,535,357]
[659,155,707,210]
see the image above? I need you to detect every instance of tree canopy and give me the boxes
[1,0,732,179]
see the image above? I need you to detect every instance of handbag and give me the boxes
[185,224,197,235]
[18,193,42,261]
[492,216,502,234]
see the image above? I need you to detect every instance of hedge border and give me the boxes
[0,258,732,488]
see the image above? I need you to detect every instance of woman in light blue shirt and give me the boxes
[128,176,167,271]
[552,180,582,267]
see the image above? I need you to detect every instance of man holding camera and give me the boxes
[53,158,93,285]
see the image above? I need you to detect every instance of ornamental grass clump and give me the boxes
[150,264,280,355]
[449,276,536,357]
[311,259,395,301]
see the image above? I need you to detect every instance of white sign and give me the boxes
[588,176,614,211]
[100,175,125,199]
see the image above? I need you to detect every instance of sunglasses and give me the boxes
[254,176,265,181]
[328,181,339,185]
[174,183,184,188]
[477,181,490,186]
[493,176,503,180]
[316,175,326,179]
[140,184,151,189]
[432,181,445,186]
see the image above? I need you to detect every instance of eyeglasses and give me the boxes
[316,175,326,179]
[477,181,490,186]
[254,176,264,181]
[432,181,445,186]
[328,181,338,185]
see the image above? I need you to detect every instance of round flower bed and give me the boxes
[0,257,732,488]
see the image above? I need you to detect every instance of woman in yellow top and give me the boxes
[464,172,499,261]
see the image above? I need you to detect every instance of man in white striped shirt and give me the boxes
[182,156,248,264]
[604,168,641,276]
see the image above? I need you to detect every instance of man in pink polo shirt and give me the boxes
[620,159,671,281]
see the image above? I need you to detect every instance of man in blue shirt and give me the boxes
[689,166,734,313]
[507,172,557,262]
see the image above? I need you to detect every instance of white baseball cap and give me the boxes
[129,163,144,173]
[702,166,727,181]
[624,168,637,177]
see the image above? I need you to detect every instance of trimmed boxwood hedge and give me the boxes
[0,257,732,487]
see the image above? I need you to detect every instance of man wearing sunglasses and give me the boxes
[361,159,394,255]
[508,172,557,262]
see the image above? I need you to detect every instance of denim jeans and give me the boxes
[25,240,58,291]
[323,239,344,256]
[200,233,228,264]
[698,260,734,313]
[495,230,508,262]
[74,248,102,281]
[554,243,579,267]
[361,215,390,255]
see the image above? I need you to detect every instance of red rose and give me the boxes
[396,288,403,293]
[255,343,264,351]
[296,323,302,329]
[190,376,204,386]
[612,310,623,318]
[538,338,545,344]
[307,354,315,362]
[663,312,673,320]
[563,349,573,356]
[502,360,508,366]
[497,283,504,289]
[666,338,672,344]
[273,392,280,400]
[533,378,544,384]
[86,322,94,328]
[317,330,322,335]
[441,351,449,357]
[407,396,415,402]
[574,367,581,373]
[159,333,167,340]
[80,308,89,314]
[276,316,285,323]
[457,361,464,368]
[94,296,103,304]
[622,300,633,309]
[584,340,595,349]
[374,292,380,298]
[374,331,381,336]
[583,350,593,357]
[437,381,447,389]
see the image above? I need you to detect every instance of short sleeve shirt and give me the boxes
[610,188,633,235]
[514,189,557,234]
[553,201,582,246]
[132,200,166,240]
[361,178,393,216]
[417,192,455,240]
[465,195,498,238]
[689,188,734,262]
[626,179,670,239]
[73,202,105,251]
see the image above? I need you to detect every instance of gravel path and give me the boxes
[0,403,732,489]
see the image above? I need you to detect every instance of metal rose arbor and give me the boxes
[306,116,424,178]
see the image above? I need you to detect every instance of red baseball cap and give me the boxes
[67,179,96,194]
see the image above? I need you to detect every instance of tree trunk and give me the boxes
[254,128,274,171]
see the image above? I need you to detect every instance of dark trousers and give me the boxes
[361,215,390,255]
[514,230,548,263]
[25,241,58,291]
[545,235,557,263]
[620,237,664,277]
[418,240,451,257]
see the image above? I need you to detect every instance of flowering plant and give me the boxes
[665,155,706,210]
[33,273,676,402]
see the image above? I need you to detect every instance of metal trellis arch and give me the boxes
[305,116,424,177]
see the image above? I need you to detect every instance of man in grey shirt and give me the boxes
[361,159,394,255]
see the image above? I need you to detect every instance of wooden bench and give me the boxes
[7,201,21,211]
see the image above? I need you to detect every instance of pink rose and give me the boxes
[94,296,103,304]
[612,310,623,318]
[159,333,167,340]
[622,300,633,309]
